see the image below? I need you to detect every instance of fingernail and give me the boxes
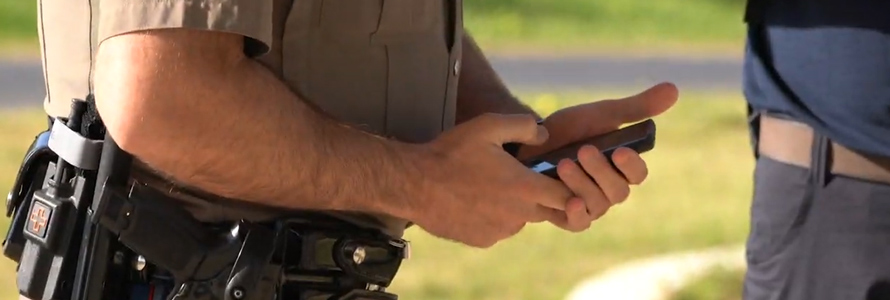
[578,145,597,158]
[612,150,625,164]
[572,198,589,215]
[614,147,635,163]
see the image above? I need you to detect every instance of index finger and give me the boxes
[595,82,679,127]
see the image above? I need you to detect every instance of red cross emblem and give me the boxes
[27,203,50,237]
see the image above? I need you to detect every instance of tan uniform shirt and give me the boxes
[38,0,464,238]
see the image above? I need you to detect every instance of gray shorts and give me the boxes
[743,144,890,299]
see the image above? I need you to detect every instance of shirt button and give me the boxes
[453,59,461,75]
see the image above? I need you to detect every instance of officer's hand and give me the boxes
[517,82,679,232]
[411,113,573,248]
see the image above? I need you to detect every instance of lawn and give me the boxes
[465,0,747,56]
[670,267,746,300]
[0,0,38,58]
[0,90,754,300]
[0,0,747,58]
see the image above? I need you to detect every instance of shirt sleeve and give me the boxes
[97,0,274,57]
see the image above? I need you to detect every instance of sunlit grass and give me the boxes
[466,0,746,55]
[669,266,745,300]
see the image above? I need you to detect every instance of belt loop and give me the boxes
[810,132,831,187]
[747,106,762,159]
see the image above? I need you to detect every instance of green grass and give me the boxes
[465,0,747,55]
[670,267,746,300]
[0,0,747,58]
[0,0,39,57]
[0,90,754,300]
[0,0,37,41]
[0,109,48,298]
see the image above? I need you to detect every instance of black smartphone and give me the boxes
[524,119,657,179]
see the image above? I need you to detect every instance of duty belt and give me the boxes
[98,181,412,300]
[3,99,411,300]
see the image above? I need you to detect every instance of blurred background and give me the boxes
[0,0,752,299]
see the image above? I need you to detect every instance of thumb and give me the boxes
[589,82,679,128]
[477,113,550,146]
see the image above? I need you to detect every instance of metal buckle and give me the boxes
[387,239,411,260]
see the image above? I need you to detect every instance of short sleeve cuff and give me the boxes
[98,0,273,57]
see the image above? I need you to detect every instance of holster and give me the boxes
[3,97,410,300]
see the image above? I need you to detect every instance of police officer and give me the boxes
[743,1,890,299]
[26,0,678,298]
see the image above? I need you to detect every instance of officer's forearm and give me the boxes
[456,34,539,123]
[92,29,426,219]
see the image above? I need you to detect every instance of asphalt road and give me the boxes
[0,56,742,109]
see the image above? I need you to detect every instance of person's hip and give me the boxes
[744,113,890,300]
[756,113,890,185]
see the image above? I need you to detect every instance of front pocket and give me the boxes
[865,179,890,232]
[746,156,814,264]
